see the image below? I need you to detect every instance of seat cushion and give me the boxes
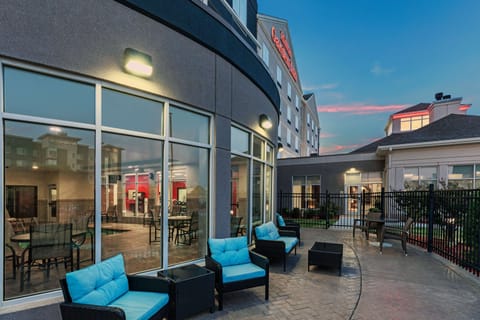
[278,236,298,253]
[209,236,251,267]
[255,222,280,240]
[222,262,266,283]
[276,214,286,227]
[66,254,128,306]
[109,291,169,320]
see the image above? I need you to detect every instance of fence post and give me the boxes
[326,190,330,229]
[278,190,283,216]
[380,187,385,220]
[427,184,434,253]
[362,189,366,219]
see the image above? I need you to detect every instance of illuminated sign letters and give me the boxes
[271,26,298,82]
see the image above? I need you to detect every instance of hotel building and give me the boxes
[257,14,320,158]
[0,0,279,315]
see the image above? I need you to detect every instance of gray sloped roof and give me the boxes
[392,102,430,115]
[351,114,480,154]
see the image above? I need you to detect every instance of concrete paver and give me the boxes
[3,228,480,319]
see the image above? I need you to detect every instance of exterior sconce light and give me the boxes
[259,114,273,129]
[124,48,153,77]
[277,143,284,152]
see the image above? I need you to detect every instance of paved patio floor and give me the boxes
[2,228,480,320]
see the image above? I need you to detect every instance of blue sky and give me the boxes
[258,0,480,154]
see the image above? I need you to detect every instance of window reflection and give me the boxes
[170,106,209,144]
[101,133,163,273]
[102,88,163,135]
[4,121,95,299]
[252,161,264,228]
[231,155,249,237]
[168,143,209,265]
[4,67,95,123]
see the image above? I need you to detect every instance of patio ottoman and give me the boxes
[308,242,343,276]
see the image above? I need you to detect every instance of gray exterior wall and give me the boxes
[277,154,384,194]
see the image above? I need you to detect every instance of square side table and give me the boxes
[308,241,343,276]
[158,264,215,320]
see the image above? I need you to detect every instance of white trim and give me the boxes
[377,137,480,153]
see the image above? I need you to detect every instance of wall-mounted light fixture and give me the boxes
[277,142,284,152]
[259,114,273,129]
[124,48,153,77]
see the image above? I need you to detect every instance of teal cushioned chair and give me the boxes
[276,213,301,245]
[59,254,170,320]
[254,221,299,272]
[205,236,269,311]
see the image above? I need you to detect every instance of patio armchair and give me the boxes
[384,217,415,255]
[353,210,383,238]
[19,223,74,291]
[59,254,170,320]
[205,236,269,311]
[253,221,299,272]
[276,213,301,244]
[175,211,199,245]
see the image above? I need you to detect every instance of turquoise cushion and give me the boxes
[255,221,280,240]
[277,214,286,227]
[66,254,128,306]
[278,236,298,253]
[209,236,251,267]
[109,291,169,320]
[222,262,266,283]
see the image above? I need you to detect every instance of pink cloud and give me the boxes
[317,104,407,115]
[319,132,335,139]
[320,143,361,154]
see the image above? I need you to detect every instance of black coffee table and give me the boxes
[308,242,343,276]
[158,264,215,319]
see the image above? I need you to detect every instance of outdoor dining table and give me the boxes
[10,230,86,244]
[365,217,386,253]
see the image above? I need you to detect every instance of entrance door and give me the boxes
[347,185,360,213]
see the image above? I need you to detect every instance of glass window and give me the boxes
[278,124,282,139]
[170,106,209,144]
[231,155,249,237]
[266,144,273,164]
[231,126,250,154]
[287,106,291,122]
[262,43,269,66]
[307,113,310,126]
[400,118,410,132]
[168,143,209,264]
[287,83,292,99]
[404,167,437,190]
[253,136,264,159]
[4,67,95,123]
[4,121,95,299]
[232,0,247,25]
[101,133,163,272]
[295,136,299,152]
[295,95,299,110]
[102,88,163,135]
[448,165,474,189]
[276,66,282,86]
[295,116,299,130]
[265,165,273,222]
[286,128,291,146]
[252,161,264,228]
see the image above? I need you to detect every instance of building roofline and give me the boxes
[376,137,480,154]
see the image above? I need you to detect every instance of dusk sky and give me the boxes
[258,0,480,154]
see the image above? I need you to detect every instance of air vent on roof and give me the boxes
[435,92,443,101]
[443,95,451,100]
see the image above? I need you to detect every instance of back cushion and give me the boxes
[276,214,286,227]
[66,254,128,306]
[209,236,251,267]
[255,221,280,240]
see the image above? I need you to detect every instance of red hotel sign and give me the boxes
[271,26,298,82]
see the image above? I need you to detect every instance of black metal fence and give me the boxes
[277,186,480,277]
